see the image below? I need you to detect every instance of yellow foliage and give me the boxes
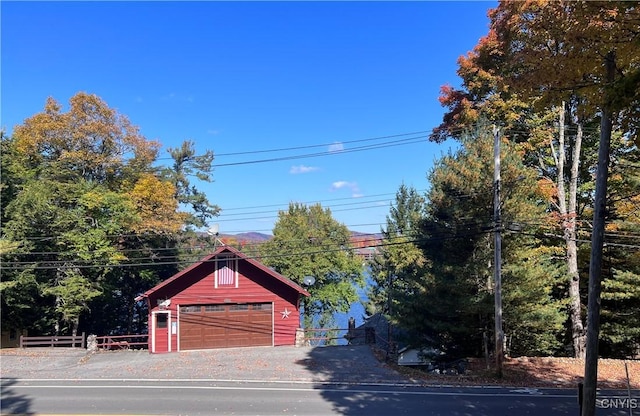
[128,174,187,234]
[12,92,160,180]
[537,178,557,202]
[615,194,640,223]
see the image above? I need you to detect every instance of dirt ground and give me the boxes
[0,345,409,384]
[384,353,640,389]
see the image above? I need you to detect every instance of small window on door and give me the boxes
[156,313,168,329]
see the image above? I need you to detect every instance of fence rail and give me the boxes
[20,333,85,348]
[95,334,148,350]
[303,327,375,346]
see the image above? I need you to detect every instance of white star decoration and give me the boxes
[281,308,291,319]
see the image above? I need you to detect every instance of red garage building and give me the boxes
[136,245,310,353]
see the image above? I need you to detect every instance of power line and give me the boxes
[210,135,428,168]
[220,191,413,211]
[1,230,493,271]
[148,131,429,165]
[218,199,395,218]
[3,188,434,241]
[216,203,391,223]
[210,131,430,158]
[5,213,640,270]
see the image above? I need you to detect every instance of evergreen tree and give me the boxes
[600,135,640,357]
[367,184,426,318]
[403,126,565,358]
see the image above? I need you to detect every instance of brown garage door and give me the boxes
[179,303,273,350]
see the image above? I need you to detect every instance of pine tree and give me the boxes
[402,126,565,358]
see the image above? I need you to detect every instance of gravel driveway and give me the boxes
[0,345,410,384]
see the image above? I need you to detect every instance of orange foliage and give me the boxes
[536,178,557,202]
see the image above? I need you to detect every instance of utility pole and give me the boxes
[493,125,504,378]
[582,52,615,416]
[386,267,393,360]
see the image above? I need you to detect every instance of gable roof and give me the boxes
[136,244,310,300]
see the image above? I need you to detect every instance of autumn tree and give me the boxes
[1,166,136,336]
[433,36,595,358]
[1,92,218,336]
[485,2,639,412]
[260,203,365,329]
[516,103,601,359]
[430,1,639,363]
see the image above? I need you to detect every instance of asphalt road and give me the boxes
[3,379,639,416]
[1,346,638,416]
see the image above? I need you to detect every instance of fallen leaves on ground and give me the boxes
[373,348,639,389]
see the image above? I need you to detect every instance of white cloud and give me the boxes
[328,142,344,153]
[290,165,319,174]
[207,129,220,135]
[161,92,194,103]
[330,181,361,197]
[331,181,351,190]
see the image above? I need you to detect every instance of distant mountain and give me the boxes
[350,231,383,239]
[217,231,382,246]
[215,230,380,261]
[221,232,273,243]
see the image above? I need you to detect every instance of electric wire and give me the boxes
[210,135,428,167]
[4,199,640,258]
[5,212,640,271]
[205,131,430,158]
[3,124,638,269]
[0,229,495,271]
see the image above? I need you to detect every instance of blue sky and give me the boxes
[1,1,494,235]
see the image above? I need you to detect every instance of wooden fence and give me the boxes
[20,333,85,348]
[95,334,148,350]
[303,327,375,346]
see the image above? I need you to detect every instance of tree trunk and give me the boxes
[71,319,79,337]
[568,120,585,358]
[126,299,134,334]
[567,240,586,358]
[556,103,586,358]
[54,294,61,336]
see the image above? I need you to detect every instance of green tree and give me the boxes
[411,127,564,358]
[1,92,217,337]
[600,135,640,357]
[367,184,427,329]
[2,175,138,335]
[164,140,220,229]
[43,270,102,336]
[260,203,365,329]
[431,18,603,358]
